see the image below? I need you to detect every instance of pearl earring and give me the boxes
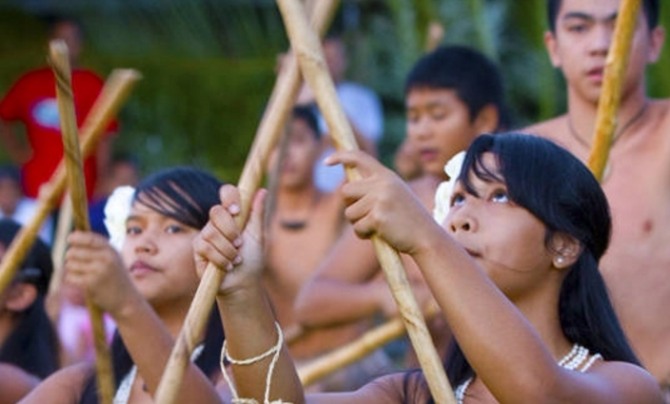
[555,256,565,266]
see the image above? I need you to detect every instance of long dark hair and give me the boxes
[444,133,639,389]
[0,219,59,379]
[80,166,225,403]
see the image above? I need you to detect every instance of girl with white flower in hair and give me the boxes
[23,167,225,403]
[195,133,663,403]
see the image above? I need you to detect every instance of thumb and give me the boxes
[245,189,267,242]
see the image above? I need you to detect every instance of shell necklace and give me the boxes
[455,343,602,404]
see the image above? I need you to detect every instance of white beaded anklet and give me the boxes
[220,322,288,404]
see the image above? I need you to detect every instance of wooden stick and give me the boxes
[45,193,73,324]
[153,2,339,403]
[587,0,641,180]
[298,302,440,386]
[49,40,115,404]
[275,1,455,402]
[0,69,140,295]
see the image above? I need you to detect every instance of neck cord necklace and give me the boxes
[567,101,648,150]
[278,192,320,231]
[455,343,602,404]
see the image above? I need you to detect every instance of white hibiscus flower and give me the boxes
[433,151,466,225]
[104,186,135,251]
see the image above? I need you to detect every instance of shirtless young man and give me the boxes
[262,106,351,381]
[294,45,509,365]
[524,0,670,393]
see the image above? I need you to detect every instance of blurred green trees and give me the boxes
[1,0,668,181]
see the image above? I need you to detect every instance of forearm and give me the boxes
[217,283,304,404]
[112,296,221,403]
[295,278,385,326]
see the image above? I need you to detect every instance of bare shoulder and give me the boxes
[520,115,568,141]
[588,360,664,403]
[18,362,93,404]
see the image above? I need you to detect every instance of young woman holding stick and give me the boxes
[195,133,663,403]
[22,167,225,403]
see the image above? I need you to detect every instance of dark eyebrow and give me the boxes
[125,214,141,223]
[562,11,618,24]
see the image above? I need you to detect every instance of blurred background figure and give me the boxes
[0,164,53,244]
[295,33,384,192]
[0,14,118,203]
[0,219,59,402]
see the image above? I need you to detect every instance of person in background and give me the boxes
[294,45,510,371]
[525,0,670,395]
[0,14,118,202]
[0,219,59,402]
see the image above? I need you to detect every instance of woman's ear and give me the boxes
[550,233,581,269]
[3,283,38,312]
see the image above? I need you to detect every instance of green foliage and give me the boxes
[1,0,669,176]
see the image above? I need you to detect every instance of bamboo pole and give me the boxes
[153,2,339,403]
[49,40,115,404]
[587,0,641,180]
[0,69,140,297]
[275,1,455,402]
[45,193,72,325]
[298,302,440,386]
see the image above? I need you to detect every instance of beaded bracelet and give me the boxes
[221,322,289,404]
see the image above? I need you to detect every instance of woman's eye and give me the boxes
[450,192,466,207]
[166,224,184,234]
[126,226,141,235]
[490,190,509,204]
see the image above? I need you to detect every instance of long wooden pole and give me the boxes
[587,0,641,179]
[298,302,440,386]
[153,2,339,403]
[49,40,115,404]
[275,1,455,402]
[0,69,141,296]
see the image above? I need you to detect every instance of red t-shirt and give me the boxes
[0,67,118,199]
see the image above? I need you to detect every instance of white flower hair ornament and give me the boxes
[433,151,466,225]
[104,186,135,251]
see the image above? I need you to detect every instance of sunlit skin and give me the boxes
[526,0,670,385]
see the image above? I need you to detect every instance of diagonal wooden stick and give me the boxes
[587,0,641,180]
[153,2,339,403]
[275,0,455,402]
[49,39,115,404]
[0,69,141,296]
[298,301,441,386]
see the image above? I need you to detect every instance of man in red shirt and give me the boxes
[0,15,117,201]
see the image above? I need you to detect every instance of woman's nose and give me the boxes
[448,208,477,234]
[134,232,158,254]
